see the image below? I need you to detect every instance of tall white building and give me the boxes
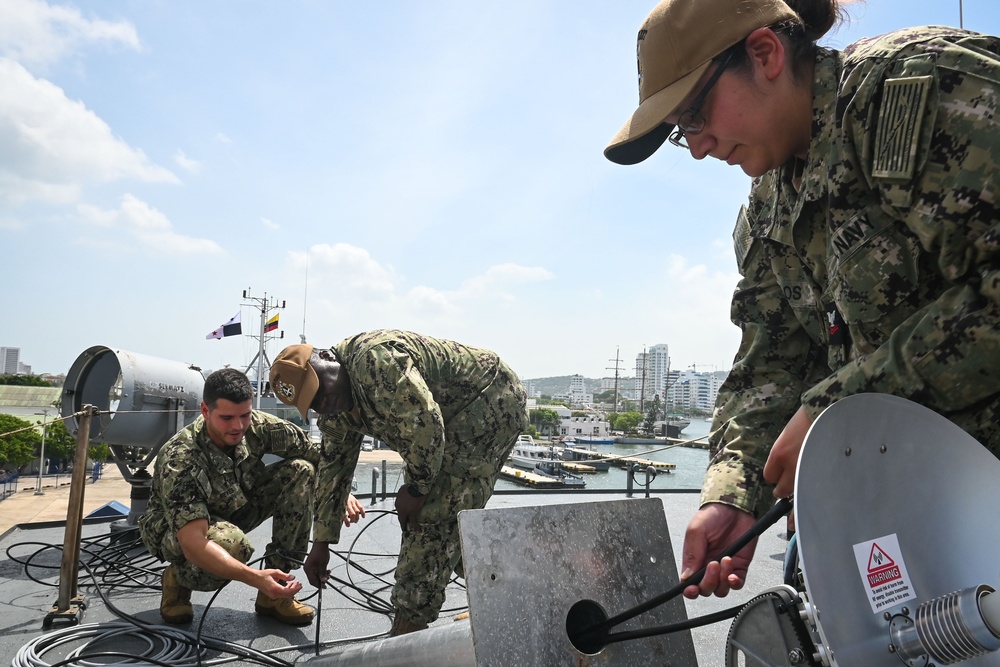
[566,374,593,406]
[634,344,670,401]
[0,347,20,375]
[666,370,726,412]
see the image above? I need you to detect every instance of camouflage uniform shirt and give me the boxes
[706,27,1000,518]
[139,410,319,560]
[313,329,527,544]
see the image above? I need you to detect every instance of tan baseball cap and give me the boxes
[604,0,797,165]
[270,344,319,420]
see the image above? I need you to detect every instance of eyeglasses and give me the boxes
[667,51,734,149]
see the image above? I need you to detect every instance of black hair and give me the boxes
[722,0,854,83]
[203,367,254,407]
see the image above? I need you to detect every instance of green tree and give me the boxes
[593,389,616,402]
[42,419,77,464]
[88,443,111,463]
[0,374,51,387]
[0,414,41,469]
[614,411,643,433]
[41,420,111,469]
[644,396,662,434]
[529,408,561,435]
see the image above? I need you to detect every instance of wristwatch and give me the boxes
[405,484,425,498]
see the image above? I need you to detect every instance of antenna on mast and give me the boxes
[300,249,309,344]
[606,347,623,413]
[242,288,286,409]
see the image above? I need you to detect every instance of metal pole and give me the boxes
[645,466,656,499]
[256,294,267,409]
[627,463,638,498]
[381,458,387,501]
[34,408,49,496]
[49,405,96,622]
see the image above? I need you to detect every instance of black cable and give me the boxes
[10,504,469,663]
[573,496,793,647]
[12,534,316,666]
[604,605,744,644]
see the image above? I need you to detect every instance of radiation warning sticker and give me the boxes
[853,533,916,613]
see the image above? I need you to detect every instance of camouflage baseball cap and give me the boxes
[604,0,797,165]
[270,344,319,420]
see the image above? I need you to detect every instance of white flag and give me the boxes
[206,310,242,340]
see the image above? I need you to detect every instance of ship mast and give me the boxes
[241,288,286,409]
[606,346,623,413]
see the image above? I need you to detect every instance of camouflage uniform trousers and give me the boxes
[169,458,315,591]
[391,364,527,625]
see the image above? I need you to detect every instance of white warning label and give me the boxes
[853,533,917,613]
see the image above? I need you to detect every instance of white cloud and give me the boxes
[0,172,79,206]
[648,254,742,370]
[261,217,280,230]
[0,59,178,207]
[456,263,554,299]
[0,0,140,69]
[174,150,201,174]
[406,285,461,317]
[284,244,556,338]
[215,133,233,145]
[77,194,225,256]
[307,243,399,299]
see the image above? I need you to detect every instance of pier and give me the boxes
[499,465,562,487]
[562,446,676,472]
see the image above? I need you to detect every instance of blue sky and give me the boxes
[2,0,997,381]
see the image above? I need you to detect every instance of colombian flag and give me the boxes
[264,313,279,333]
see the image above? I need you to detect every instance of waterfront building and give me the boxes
[567,374,592,406]
[666,370,726,413]
[0,347,20,375]
[560,414,611,439]
[634,344,670,402]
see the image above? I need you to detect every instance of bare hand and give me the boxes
[255,569,301,598]
[680,503,758,598]
[344,494,366,526]
[394,488,427,533]
[763,406,813,499]
[304,542,331,589]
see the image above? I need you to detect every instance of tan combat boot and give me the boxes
[160,565,193,624]
[389,613,428,636]
[255,591,315,626]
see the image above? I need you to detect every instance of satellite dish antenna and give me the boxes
[794,393,1000,666]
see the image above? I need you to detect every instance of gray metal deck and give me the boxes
[0,488,790,666]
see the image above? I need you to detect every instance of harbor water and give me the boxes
[351,418,714,496]
[496,418,713,493]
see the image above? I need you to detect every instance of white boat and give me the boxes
[508,438,586,487]
[509,439,562,470]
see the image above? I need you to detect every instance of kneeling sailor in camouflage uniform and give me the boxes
[270,330,528,636]
[139,368,330,626]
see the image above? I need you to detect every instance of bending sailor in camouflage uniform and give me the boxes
[139,367,320,625]
[605,0,1000,597]
[270,330,528,635]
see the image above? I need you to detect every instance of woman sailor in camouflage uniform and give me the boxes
[605,0,1000,598]
[270,330,527,636]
